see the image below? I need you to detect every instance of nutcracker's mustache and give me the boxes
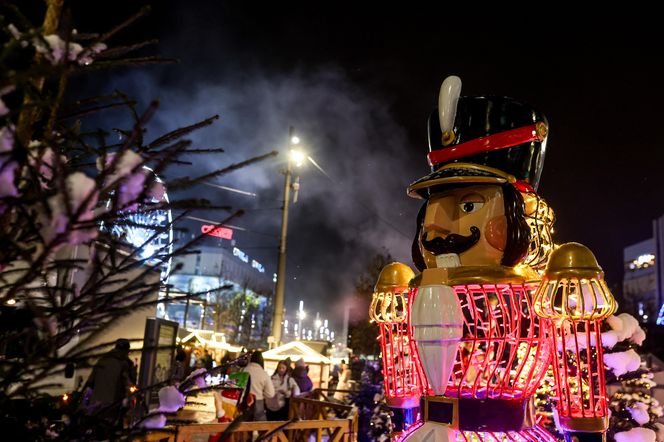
[421,226,481,255]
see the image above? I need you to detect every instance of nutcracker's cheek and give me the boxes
[485,215,507,252]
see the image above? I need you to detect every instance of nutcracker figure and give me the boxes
[372,76,617,442]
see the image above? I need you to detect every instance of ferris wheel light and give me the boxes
[141,244,155,260]
[105,166,173,282]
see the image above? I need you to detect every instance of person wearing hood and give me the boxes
[85,338,136,424]
[291,358,313,394]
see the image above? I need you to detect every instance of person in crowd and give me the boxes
[240,350,274,421]
[328,361,341,390]
[291,358,313,395]
[218,353,232,377]
[172,345,187,382]
[333,363,351,402]
[200,348,214,370]
[191,348,202,369]
[266,359,300,421]
[350,355,364,382]
[84,338,137,426]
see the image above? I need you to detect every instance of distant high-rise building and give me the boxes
[623,214,664,324]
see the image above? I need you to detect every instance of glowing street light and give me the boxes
[269,131,330,344]
[290,149,305,168]
[271,128,307,345]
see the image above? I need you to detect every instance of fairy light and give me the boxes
[371,262,423,432]
[522,192,555,271]
[533,243,616,433]
[445,282,552,399]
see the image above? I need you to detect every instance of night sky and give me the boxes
[38,2,664,329]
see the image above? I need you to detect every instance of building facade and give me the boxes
[623,215,664,324]
[158,245,274,346]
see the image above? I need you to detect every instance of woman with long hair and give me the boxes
[265,359,300,421]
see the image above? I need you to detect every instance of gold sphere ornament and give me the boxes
[370,262,415,324]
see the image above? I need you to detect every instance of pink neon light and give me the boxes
[201,224,233,240]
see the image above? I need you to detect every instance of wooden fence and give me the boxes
[139,394,357,442]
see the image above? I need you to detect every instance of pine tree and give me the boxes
[602,314,664,442]
[347,361,393,442]
[0,2,274,439]
[533,313,664,442]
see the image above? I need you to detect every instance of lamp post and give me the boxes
[271,127,303,345]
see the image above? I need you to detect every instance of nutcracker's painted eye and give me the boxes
[459,193,485,213]
[461,202,481,213]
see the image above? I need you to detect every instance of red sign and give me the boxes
[201,225,233,240]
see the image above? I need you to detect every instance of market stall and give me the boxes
[263,341,331,388]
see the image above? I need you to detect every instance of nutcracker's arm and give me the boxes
[533,243,618,442]
[370,262,423,433]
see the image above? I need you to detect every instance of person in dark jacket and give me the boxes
[172,345,187,382]
[291,358,313,394]
[85,339,136,424]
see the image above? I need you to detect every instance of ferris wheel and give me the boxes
[106,166,173,282]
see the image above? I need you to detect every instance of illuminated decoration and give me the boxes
[201,224,233,240]
[106,167,173,282]
[446,281,552,399]
[397,421,558,442]
[628,253,655,270]
[370,262,424,433]
[373,76,615,442]
[533,243,617,434]
[522,192,556,270]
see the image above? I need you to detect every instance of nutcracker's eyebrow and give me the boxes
[459,192,485,203]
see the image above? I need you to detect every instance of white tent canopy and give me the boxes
[263,341,331,364]
[263,341,331,388]
[178,329,243,352]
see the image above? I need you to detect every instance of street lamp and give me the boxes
[271,127,304,345]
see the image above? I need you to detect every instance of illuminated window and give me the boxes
[627,253,655,271]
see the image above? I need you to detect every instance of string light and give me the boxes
[370,263,423,429]
[533,243,617,433]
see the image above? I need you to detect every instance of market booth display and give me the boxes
[177,329,243,368]
[263,341,331,388]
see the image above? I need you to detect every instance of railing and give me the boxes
[137,392,358,442]
[137,419,353,442]
[308,388,355,402]
[179,419,353,442]
[287,396,356,441]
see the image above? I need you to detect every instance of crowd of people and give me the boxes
[232,350,315,421]
[83,340,360,428]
